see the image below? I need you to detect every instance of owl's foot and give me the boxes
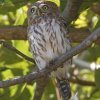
[47,59,57,71]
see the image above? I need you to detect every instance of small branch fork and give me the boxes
[0,27,100,88]
[0,40,35,63]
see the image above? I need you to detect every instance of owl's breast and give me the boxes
[28,18,71,61]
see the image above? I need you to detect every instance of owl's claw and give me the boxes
[47,59,57,71]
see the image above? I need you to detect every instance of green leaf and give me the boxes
[0,0,4,5]
[43,80,57,100]
[81,45,100,62]
[94,17,100,30]
[60,0,67,11]
[0,0,29,14]
[90,90,100,100]
[95,68,100,90]
[50,0,60,6]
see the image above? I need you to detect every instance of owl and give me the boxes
[27,1,71,100]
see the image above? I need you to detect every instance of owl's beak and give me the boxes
[36,9,42,16]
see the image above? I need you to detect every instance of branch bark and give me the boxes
[0,26,27,40]
[62,0,84,25]
[0,26,100,45]
[0,27,100,88]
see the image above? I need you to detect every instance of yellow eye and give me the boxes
[42,5,48,11]
[31,8,35,13]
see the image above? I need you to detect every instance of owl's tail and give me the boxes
[56,78,71,100]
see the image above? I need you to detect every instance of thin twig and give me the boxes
[62,0,84,25]
[73,58,100,71]
[0,40,35,63]
[0,27,99,88]
[69,77,95,86]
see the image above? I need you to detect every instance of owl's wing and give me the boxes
[58,16,72,45]
[58,16,68,27]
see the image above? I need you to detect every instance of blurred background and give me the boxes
[0,0,100,100]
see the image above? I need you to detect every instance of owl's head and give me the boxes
[27,1,60,19]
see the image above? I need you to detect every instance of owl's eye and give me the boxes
[31,8,35,13]
[42,5,48,11]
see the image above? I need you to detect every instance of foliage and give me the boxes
[0,0,100,100]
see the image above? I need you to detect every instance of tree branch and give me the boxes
[0,27,99,88]
[62,0,84,25]
[69,77,95,86]
[73,58,100,71]
[0,26,100,45]
[0,26,27,40]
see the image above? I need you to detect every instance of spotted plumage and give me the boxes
[27,1,71,100]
